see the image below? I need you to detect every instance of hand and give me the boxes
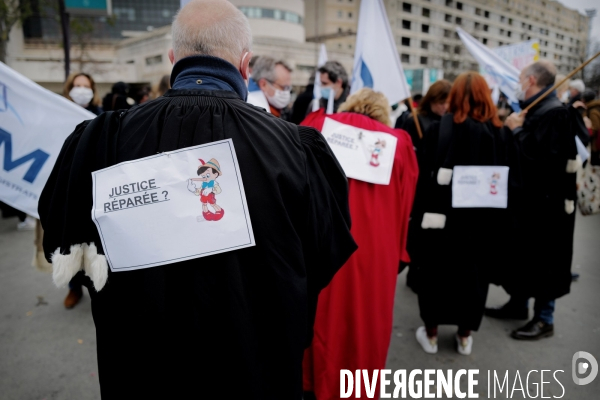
[572,101,586,109]
[505,111,526,131]
[583,116,592,129]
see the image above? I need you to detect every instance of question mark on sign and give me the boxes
[162,191,168,200]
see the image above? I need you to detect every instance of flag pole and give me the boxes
[522,50,600,113]
[408,97,424,139]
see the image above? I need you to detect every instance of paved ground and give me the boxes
[0,213,598,399]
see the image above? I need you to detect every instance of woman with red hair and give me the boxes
[407,71,511,355]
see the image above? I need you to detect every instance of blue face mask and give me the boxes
[321,87,332,99]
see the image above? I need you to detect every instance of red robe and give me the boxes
[301,110,419,399]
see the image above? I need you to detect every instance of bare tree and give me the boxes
[0,0,31,63]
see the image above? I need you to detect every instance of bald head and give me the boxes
[521,60,557,89]
[171,0,252,66]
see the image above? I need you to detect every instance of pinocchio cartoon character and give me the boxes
[489,172,500,195]
[370,139,386,167]
[187,158,224,221]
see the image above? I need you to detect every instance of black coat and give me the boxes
[39,89,356,399]
[407,115,512,330]
[501,95,577,300]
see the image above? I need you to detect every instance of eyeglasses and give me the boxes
[267,80,291,92]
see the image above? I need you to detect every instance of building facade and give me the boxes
[306,0,590,80]
[5,0,591,95]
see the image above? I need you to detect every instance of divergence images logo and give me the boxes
[572,351,598,386]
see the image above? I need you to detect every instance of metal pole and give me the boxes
[58,0,70,81]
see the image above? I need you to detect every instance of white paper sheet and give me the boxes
[91,139,255,272]
[320,118,397,185]
[452,166,509,209]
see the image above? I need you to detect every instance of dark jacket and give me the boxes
[503,94,578,300]
[39,57,356,400]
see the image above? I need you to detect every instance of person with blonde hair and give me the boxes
[301,88,418,399]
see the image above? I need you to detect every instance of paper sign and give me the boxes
[91,139,255,272]
[321,118,397,185]
[452,166,509,209]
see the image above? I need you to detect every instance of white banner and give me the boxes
[312,43,329,112]
[452,166,509,209]
[351,0,411,105]
[493,40,540,71]
[456,27,520,110]
[0,62,95,218]
[92,139,255,272]
[321,118,397,185]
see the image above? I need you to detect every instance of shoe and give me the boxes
[456,334,473,355]
[510,320,554,340]
[17,216,36,231]
[416,326,438,354]
[571,272,580,281]
[485,303,529,320]
[64,289,83,309]
[202,210,214,221]
[212,209,225,221]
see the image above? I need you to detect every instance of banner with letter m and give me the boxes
[0,63,95,218]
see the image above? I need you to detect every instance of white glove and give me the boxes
[187,179,197,193]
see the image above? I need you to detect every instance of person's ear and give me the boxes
[239,51,252,80]
[528,75,536,87]
[258,78,268,91]
[168,49,175,65]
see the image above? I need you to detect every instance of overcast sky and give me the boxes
[556,0,600,40]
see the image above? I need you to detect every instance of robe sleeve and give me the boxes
[395,130,419,264]
[38,112,119,292]
[297,125,357,293]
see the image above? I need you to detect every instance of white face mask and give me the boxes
[69,86,94,107]
[266,88,291,109]
[560,91,569,103]
[515,81,529,101]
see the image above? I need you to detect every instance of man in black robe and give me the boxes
[38,1,356,398]
[486,60,578,341]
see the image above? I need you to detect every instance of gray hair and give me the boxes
[171,0,252,65]
[569,79,585,93]
[523,60,556,88]
[251,57,293,83]
[318,61,349,89]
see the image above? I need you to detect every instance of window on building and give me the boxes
[443,59,451,68]
[421,40,429,49]
[522,22,526,28]
[422,8,430,17]
[483,25,488,31]
[475,8,482,16]
[508,18,513,25]
[444,29,452,38]
[474,22,480,29]
[401,54,410,63]
[500,16,505,22]
[402,37,410,46]
[483,38,488,44]
[457,2,463,10]
[500,29,504,35]
[484,11,490,18]
[455,17,462,25]
[422,24,430,33]
[452,60,460,68]
[499,41,504,46]
[420,56,428,65]
[528,24,532,30]
[443,44,451,52]
[403,2,412,13]
[402,20,411,29]
[445,14,452,22]
[145,55,162,66]
[348,12,353,18]
[471,63,479,70]
[446,0,453,7]
[507,31,512,37]
[454,45,461,54]
[337,10,343,18]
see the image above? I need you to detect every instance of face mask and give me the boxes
[515,81,529,101]
[69,87,94,106]
[560,91,569,103]
[321,87,332,99]
[266,88,291,109]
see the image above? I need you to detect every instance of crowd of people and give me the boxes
[1,0,598,399]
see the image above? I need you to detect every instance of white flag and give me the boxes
[351,0,411,105]
[0,62,95,218]
[456,27,520,110]
[312,43,328,112]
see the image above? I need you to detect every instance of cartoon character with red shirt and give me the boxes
[187,158,224,221]
[489,172,500,195]
[369,139,386,167]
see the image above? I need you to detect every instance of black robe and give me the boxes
[500,95,578,300]
[407,115,512,330]
[39,89,357,399]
